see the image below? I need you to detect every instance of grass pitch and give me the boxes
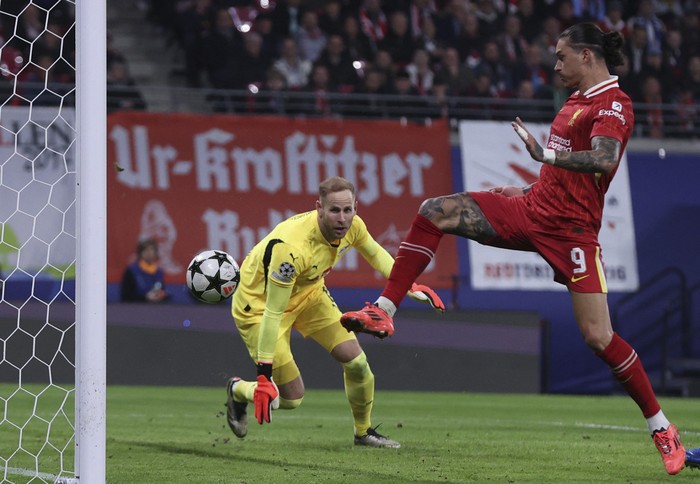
[2,385,700,483]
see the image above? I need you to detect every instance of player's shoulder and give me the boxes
[348,214,369,238]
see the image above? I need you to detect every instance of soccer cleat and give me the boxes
[225,377,248,438]
[340,302,395,339]
[652,424,685,475]
[354,426,401,449]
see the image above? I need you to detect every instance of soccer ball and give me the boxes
[186,249,240,303]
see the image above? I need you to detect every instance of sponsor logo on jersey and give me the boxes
[598,107,627,125]
[567,108,584,126]
[612,101,622,112]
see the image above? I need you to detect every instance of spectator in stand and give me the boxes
[431,0,464,47]
[271,0,305,38]
[385,68,425,120]
[379,10,416,68]
[316,34,360,92]
[679,7,699,58]
[626,21,650,78]
[638,44,676,103]
[296,10,327,63]
[296,63,337,117]
[405,48,434,95]
[274,36,312,90]
[515,0,541,43]
[343,67,388,119]
[498,14,529,66]
[638,75,665,139]
[373,48,398,87]
[358,0,389,54]
[474,0,503,40]
[598,1,628,38]
[475,40,514,97]
[235,32,272,89]
[512,44,551,99]
[405,0,437,40]
[414,14,445,65]
[251,67,289,115]
[555,0,577,31]
[107,60,147,113]
[318,0,345,36]
[425,75,452,119]
[672,86,697,138]
[176,0,216,88]
[121,239,169,303]
[454,10,485,69]
[341,14,375,63]
[253,11,281,61]
[460,68,500,119]
[535,15,562,69]
[664,29,686,88]
[199,7,243,89]
[627,0,666,52]
[570,0,606,23]
[435,46,475,96]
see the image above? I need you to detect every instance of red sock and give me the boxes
[596,332,660,418]
[381,213,443,307]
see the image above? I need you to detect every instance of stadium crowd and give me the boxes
[1,1,698,138]
[137,0,700,137]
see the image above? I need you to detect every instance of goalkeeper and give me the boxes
[226,176,444,447]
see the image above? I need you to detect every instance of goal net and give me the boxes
[0,1,105,483]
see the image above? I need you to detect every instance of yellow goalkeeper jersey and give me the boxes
[234,210,392,310]
[232,210,394,363]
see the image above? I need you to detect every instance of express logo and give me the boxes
[612,101,622,112]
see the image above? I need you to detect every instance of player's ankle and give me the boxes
[375,297,397,317]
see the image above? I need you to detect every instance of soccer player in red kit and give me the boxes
[341,22,686,475]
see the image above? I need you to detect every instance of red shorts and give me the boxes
[470,191,607,293]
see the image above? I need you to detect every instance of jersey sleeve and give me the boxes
[257,241,303,363]
[351,216,394,278]
[590,94,633,145]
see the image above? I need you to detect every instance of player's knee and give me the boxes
[343,351,373,381]
[278,396,304,410]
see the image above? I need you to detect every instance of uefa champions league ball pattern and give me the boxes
[186,249,240,303]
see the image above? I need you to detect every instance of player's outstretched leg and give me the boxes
[652,423,686,475]
[354,426,401,449]
[340,302,394,338]
[225,377,249,438]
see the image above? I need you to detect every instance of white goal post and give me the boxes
[0,1,106,483]
[74,0,107,482]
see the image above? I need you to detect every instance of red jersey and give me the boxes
[526,77,634,234]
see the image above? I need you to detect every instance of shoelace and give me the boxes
[654,430,673,454]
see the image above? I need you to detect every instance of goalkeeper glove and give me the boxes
[407,283,446,313]
[254,363,279,424]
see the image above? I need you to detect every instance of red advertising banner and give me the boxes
[107,112,457,288]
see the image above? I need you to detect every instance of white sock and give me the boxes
[375,296,397,317]
[646,410,671,434]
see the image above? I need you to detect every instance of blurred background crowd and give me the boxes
[1,0,699,138]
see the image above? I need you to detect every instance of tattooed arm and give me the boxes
[554,136,621,174]
[512,117,621,174]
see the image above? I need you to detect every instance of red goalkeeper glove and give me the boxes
[407,283,445,313]
[254,363,279,424]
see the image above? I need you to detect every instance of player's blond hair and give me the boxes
[318,176,356,202]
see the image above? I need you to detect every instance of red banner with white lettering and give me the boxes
[107,112,456,288]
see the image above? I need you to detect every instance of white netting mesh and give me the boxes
[0,1,77,482]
